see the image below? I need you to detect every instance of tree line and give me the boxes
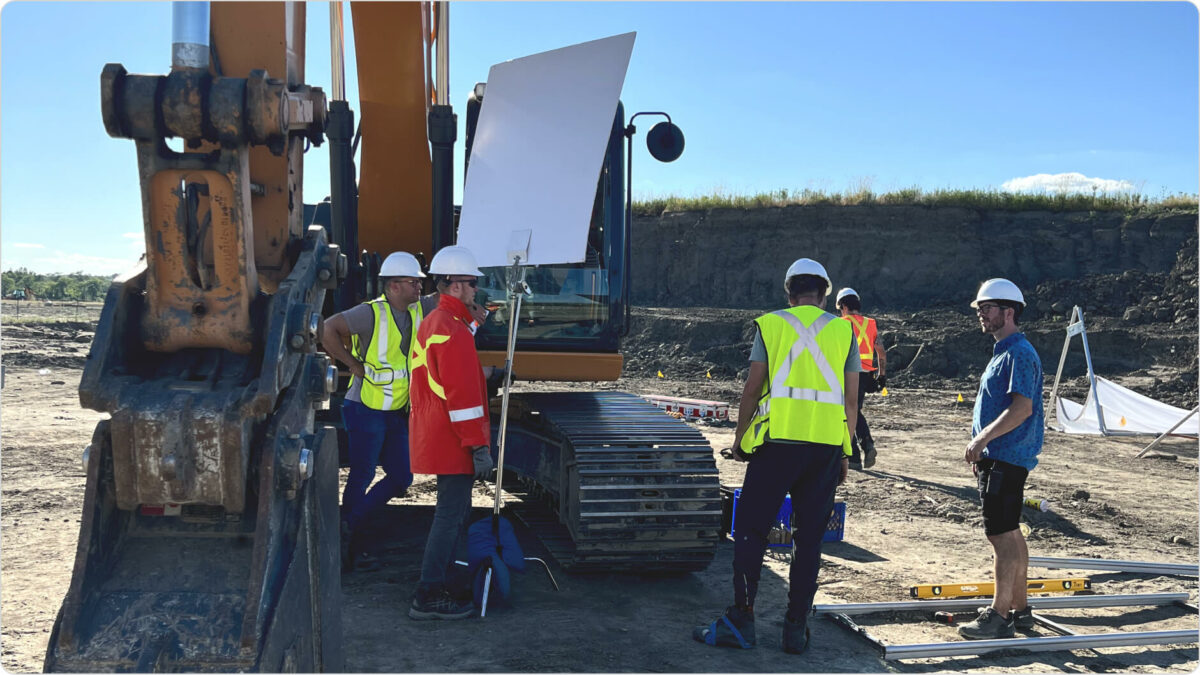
[1,269,114,302]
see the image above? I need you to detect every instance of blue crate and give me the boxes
[730,489,846,545]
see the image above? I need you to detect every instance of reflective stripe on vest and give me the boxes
[410,333,451,400]
[845,314,877,372]
[740,305,853,452]
[351,297,424,410]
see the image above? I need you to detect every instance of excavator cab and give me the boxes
[471,103,629,357]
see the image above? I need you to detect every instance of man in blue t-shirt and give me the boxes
[957,278,1044,641]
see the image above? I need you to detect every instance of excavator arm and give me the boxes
[47,3,346,671]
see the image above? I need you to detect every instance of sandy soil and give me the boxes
[2,306,1197,672]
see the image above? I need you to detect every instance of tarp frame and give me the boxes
[1048,306,1110,434]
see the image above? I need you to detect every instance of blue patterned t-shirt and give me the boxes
[972,332,1044,470]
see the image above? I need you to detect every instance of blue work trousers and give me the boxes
[341,399,414,530]
[732,440,842,625]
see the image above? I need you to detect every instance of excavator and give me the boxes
[46,2,720,671]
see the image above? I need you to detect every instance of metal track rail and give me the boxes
[1029,556,1200,577]
[816,593,1198,661]
[813,592,1191,615]
[504,391,722,573]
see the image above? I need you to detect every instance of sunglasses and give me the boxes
[450,277,478,288]
[975,303,1002,314]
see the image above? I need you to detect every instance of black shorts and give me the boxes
[976,458,1029,536]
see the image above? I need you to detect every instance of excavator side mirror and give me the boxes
[646,121,684,162]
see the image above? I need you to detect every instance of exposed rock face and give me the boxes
[631,205,1197,311]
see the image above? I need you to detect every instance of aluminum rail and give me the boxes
[882,629,1198,660]
[813,592,1191,616]
[1029,556,1200,577]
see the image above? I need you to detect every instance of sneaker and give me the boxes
[692,605,756,648]
[409,586,475,620]
[782,616,810,655]
[1012,607,1035,630]
[957,607,1014,640]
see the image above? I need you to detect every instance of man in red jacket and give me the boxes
[408,245,493,620]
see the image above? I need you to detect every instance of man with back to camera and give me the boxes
[693,258,859,654]
[321,251,438,570]
[835,287,887,469]
[957,278,1044,639]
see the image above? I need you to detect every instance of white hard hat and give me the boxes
[428,245,483,277]
[784,258,832,295]
[971,278,1025,308]
[379,251,425,278]
[836,287,859,304]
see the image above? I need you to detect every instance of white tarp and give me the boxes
[456,33,636,268]
[1055,376,1199,436]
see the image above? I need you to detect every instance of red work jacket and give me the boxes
[409,294,490,475]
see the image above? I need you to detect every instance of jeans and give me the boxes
[419,474,475,588]
[341,398,414,530]
[731,440,842,624]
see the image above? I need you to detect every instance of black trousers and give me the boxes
[732,440,842,624]
[851,371,874,453]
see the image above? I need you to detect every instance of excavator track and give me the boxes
[501,392,722,573]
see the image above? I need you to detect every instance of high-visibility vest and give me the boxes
[351,297,424,411]
[843,314,878,372]
[740,305,854,455]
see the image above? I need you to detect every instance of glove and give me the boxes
[732,445,753,462]
[875,374,887,390]
[472,446,494,481]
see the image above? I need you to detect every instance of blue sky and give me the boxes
[3,1,1197,275]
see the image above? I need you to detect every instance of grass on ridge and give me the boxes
[633,187,1199,217]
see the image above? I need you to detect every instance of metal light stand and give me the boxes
[481,254,530,617]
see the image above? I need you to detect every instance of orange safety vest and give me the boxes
[843,314,878,372]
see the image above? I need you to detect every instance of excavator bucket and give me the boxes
[45,3,345,668]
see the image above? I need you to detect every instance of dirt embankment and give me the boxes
[632,205,1197,311]
[625,206,1198,408]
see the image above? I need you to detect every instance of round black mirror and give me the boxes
[646,121,685,162]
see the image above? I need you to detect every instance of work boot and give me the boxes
[862,440,877,469]
[781,615,810,655]
[1012,607,1035,630]
[957,607,1014,639]
[692,605,756,648]
[409,584,475,620]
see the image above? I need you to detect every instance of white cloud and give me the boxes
[1002,172,1136,194]
[10,242,45,249]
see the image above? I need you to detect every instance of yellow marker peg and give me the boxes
[881,387,889,397]
[956,393,964,403]
[657,370,664,378]
[1119,416,1127,426]
[706,369,712,379]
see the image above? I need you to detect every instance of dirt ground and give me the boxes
[2,303,1198,673]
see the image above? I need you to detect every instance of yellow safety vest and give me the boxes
[740,305,854,455]
[351,297,424,411]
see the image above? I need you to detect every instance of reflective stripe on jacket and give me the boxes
[350,297,424,410]
[740,305,854,454]
[843,314,878,372]
[409,294,490,475]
